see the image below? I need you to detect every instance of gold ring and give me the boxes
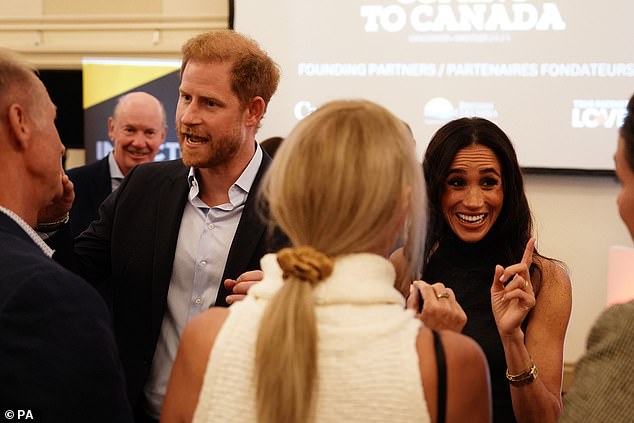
[524,280,529,289]
[436,292,450,300]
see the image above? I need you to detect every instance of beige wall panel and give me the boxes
[19,26,226,51]
[43,0,162,15]
[0,15,226,67]
[162,0,226,16]
[37,29,184,51]
[0,0,42,16]
[65,148,85,171]
[0,0,228,66]
[0,32,41,50]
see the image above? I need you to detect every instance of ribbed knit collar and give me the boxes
[250,253,405,306]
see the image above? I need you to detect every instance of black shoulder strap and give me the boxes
[432,330,447,423]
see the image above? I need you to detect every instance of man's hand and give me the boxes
[38,174,74,224]
[224,270,264,305]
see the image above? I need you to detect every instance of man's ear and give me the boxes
[244,96,266,128]
[7,103,32,150]
[160,126,167,143]
[107,117,116,142]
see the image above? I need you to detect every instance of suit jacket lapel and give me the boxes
[95,156,113,210]
[150,163,189,336]
[215,153,272,306]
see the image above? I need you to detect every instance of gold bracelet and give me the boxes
[506,360,538,387]
[35,213,69,233]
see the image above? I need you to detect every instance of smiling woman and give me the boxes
[417,117,572,423]
[441,144,504,243]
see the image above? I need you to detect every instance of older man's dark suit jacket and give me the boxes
[66,156,112,238]
[0,213,132,422]
[50,153,282,413]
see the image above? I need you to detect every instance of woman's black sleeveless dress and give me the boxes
[424,232,520,423]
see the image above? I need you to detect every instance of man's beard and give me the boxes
[178,124,243,168]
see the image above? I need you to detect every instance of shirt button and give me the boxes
[200,260,207,267]
[208,223,214,230]
[194,297,202,305]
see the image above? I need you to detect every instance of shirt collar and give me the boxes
[108,151,125,181]
[0,206,54,257]
[187,143,263,208]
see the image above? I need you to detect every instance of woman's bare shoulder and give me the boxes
[184,308,230,351]
[416,328,491,423]
[161,308,231,423]
[534,256,571,297]
[416,327,488,375]
[178,307,231,369]
[439,330,489,375]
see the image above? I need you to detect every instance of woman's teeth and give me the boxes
[457,213,485,224]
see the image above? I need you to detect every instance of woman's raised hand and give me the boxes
[490,237,536,338]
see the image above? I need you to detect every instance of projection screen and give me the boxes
[235,0,634,171]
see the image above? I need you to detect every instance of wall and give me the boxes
[1,0,628,365]
[0,0,228,68]
[526,171,631,362]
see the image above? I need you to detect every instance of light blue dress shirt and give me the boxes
[143,145,263,418]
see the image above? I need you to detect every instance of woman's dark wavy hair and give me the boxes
[423,117,537,270]
[620,94,634,171]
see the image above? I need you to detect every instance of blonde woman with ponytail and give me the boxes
[161,100,492,423]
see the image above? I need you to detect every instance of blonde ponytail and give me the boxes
[255,99,426,422]
[255,247,333,423]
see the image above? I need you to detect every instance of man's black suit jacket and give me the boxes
[51,154,283,412]
[66,156,112,238]
[0,213,132,423]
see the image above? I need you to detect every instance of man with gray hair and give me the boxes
[66,91,167,237]
[0,48,132,422]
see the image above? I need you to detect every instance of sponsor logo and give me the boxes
[571,100,628,129]
[424,97,499,125]
[95,140,181,161]
[294,100,319,120]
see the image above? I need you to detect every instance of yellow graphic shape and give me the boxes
[82,58,180,109]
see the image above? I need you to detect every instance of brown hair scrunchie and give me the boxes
[276,246,334,285]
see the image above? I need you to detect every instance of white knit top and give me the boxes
[192,253,430,423]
